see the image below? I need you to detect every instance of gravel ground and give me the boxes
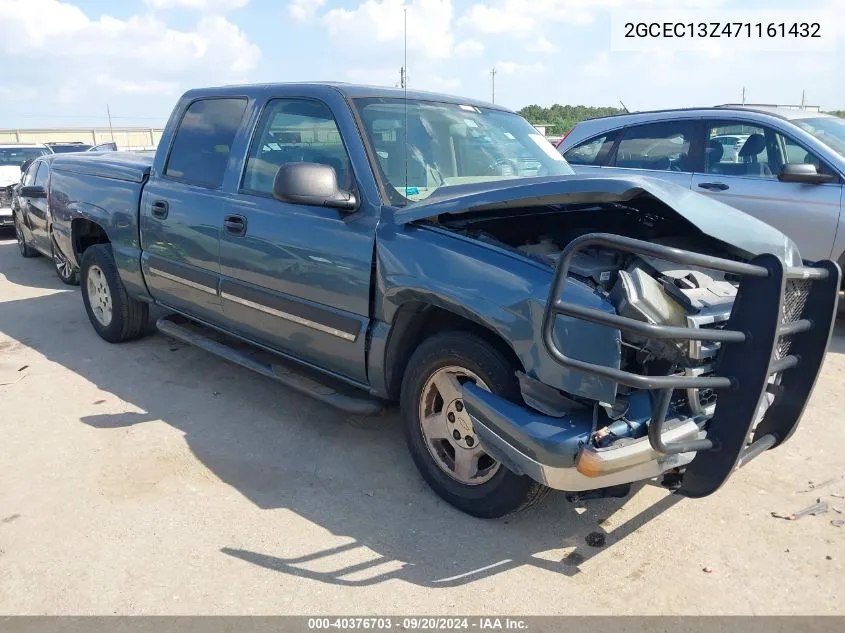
[0,236,843,615]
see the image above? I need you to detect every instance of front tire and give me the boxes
[80,244,148,343]
[51,231,79,285]
[14,213,38,258]
[400,331,549,518]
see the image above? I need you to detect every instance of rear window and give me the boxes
[165,97,248,188]
[48,144,92,153]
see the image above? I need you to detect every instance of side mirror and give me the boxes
[272,162,357,211]
[778,163,837,184]
[19,185,46,198]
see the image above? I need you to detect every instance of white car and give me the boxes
[0,143,51,229]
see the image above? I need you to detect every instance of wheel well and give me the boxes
[383,302,524,400]
[72,218,110,259]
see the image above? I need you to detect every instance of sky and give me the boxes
[0,0,842,129]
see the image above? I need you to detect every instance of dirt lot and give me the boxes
[0,236,843,615]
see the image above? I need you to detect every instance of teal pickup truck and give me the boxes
[27,83,840,518]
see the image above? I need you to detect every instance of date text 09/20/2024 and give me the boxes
[307,618,528,630]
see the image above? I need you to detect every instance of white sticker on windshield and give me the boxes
[528,133,565,161]
[459,104,479,112]
[504,132,515,140]
[464,119,478,128]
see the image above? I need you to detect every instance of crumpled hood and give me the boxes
[0,166,22,188]
[392,174,802,264]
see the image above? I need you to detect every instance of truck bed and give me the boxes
[50,151,153,183]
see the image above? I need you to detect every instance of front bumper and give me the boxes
[464,233,840,495]
[0,207,13,227]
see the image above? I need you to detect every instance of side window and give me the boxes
[165,97,248,188]
[241,98,352,196]
[563,132,617,166]
[34,162,49,187]
[776,133,834,175]
[612,121,693,172]
[704,121,774,178]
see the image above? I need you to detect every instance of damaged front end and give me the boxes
[439,181,841,496]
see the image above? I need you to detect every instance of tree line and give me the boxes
[517,104,624,135]
[518,104,845,136]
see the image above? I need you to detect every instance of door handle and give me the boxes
[697,182,730,191]
[151,200,169,219]
[224,214,247,237]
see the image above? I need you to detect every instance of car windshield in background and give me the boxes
[353,98,574,204]
[0,148,49,166]
[49,144,93,153]
[793,117,845,157]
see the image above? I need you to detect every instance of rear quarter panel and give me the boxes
[49,168,150,300]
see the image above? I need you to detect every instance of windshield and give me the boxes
[0,148,49,166]
[793,117,845,157]
[354,98,574,204]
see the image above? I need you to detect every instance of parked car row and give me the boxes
[1,141,120,233]
[558,105,845,265]
[4,84,840,519]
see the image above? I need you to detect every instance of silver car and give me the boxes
[559,106,845,265]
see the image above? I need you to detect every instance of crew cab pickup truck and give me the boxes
[41,83,839,518]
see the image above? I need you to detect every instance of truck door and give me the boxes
[217,95,379,384]
[140,97,249,324]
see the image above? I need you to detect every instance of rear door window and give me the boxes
[164,97,248,188]
[611,121,695,172]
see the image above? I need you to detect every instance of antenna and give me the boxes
[106,104,115,142]
[403,4,408,199]
[801,89,806,109]
[619,100,629,113]
[490,67,497,103]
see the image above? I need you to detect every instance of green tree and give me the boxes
[517,104,624,135]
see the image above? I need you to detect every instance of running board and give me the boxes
[156,315,385,415]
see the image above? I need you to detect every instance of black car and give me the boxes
[44,141,93,153]
[13,155,79,285]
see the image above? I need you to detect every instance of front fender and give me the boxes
[377,223,621,403]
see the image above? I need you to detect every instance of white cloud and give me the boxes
[325,0,454,59]
[454,39,484,57]
[144,0,249,10]
[95,75,179,95]
[459,0,730,36]
[525,36,558,53]
[459,4,533,34]
[0,0,261,104]
[345,67,460,93]
[289,0,325,21]
[494,61,546,75]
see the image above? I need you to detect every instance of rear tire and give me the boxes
[80,244,148,343]
[400,331,549,518]
[14,213,38,258]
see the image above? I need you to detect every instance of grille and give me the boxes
[776,279,811,359]
[0,188,10,207]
